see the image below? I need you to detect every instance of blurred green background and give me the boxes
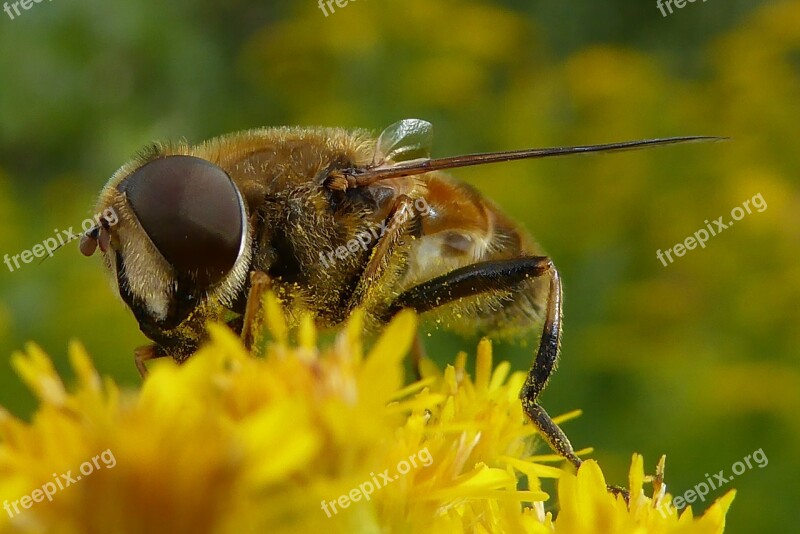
[0,0,797,532]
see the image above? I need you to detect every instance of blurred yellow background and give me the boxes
[0,1,797,532]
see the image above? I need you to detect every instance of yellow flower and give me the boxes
[0,296,734,533]
[553,455,735,534]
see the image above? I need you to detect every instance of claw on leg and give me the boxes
[607,484,631,504]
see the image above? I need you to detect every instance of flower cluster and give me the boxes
[0,296,734,533]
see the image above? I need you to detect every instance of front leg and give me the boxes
[345,195,420,315]
[240,271,272,351]
[134,344,168,378]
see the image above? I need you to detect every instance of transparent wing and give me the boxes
[373,119,433,166]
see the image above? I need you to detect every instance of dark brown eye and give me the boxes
[119,155,245,288]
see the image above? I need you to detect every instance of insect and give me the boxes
[80,119,719,479]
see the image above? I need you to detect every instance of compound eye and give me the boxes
[119,155,245,288]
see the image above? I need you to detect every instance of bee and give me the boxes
[80,119,719,477]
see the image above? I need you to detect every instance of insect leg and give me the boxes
[134,344,168,378]
[385,257,582,468]
[345,195,419,314]
[241,271,272,351]
[341,195,433,378]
